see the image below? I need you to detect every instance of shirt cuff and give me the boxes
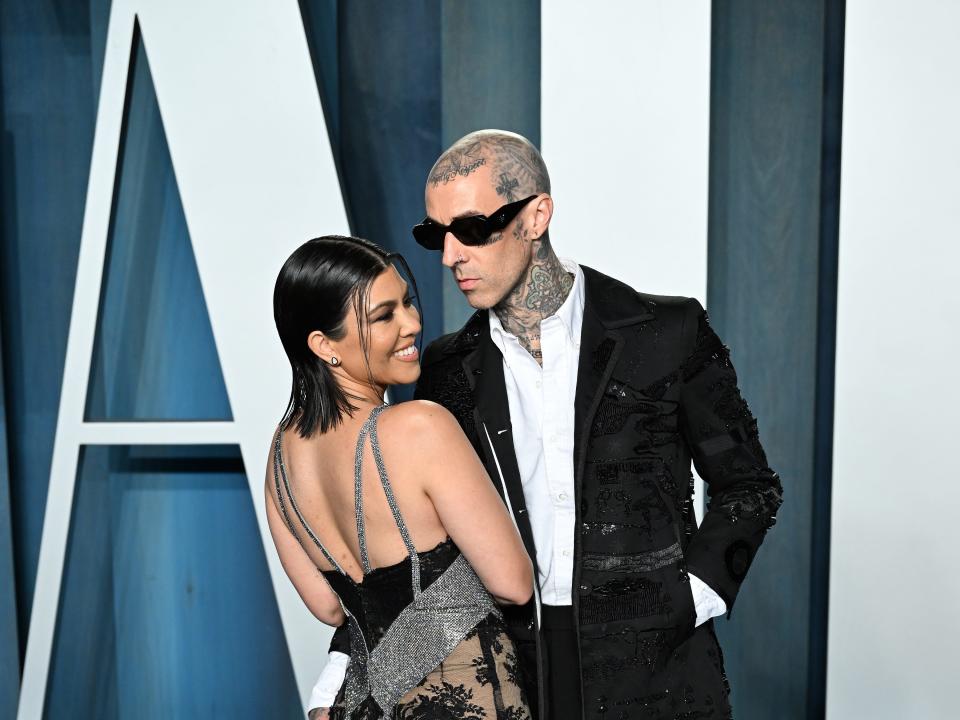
[689,572,727,627]
[308,651,349,711]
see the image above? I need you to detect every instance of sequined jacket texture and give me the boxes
[409,266,783,719]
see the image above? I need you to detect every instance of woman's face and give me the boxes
[334,265,422,389]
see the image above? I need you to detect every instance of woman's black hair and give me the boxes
[273,235,420,438]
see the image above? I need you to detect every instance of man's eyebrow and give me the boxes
[451,209,483,221]
[426,209,484,224]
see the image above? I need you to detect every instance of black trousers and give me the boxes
[541,604,583,719]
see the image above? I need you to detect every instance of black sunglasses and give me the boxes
[412,195,538,250]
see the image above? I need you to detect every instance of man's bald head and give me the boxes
[427,129,550,202]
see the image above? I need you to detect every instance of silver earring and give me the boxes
[329,357,340,366]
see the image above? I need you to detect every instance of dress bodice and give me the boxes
[272,404,503,716]
[321,537,459,648]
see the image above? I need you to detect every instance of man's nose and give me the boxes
[441,232,464,268]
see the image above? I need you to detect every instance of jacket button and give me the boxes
[473,368,483,375]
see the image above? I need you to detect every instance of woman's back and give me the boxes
[276,402,448,581]
[269,402,533,718]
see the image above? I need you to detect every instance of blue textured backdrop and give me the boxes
[0,0,542,714]
[708,2,843,717]
[0,0,110,677]
[0,1,839,717]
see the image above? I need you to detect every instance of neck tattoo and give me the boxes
[494,231,574,367]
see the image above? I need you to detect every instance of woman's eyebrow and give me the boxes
[367,280,411,315]
[367,299,397,315]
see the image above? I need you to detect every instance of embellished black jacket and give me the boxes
[412,266,783,719]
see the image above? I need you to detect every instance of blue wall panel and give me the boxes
[299,0,445,400]
[0,0,539,717]
[0,0,111,650]
[0,316,19,720]
[298,0,542,340]
[439,1,541,332]
[45,445,300,719]
[85,34,231,422]
[337,1,444,357]
[37,28,300,716]
[708,1,844,717]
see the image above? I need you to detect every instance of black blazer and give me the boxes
[411,265,783,719]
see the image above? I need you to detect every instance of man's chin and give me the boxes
[462,291,496,311]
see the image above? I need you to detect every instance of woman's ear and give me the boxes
[307,331,339,366]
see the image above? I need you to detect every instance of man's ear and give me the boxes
[307,330,339,365]
[531,194,554,239]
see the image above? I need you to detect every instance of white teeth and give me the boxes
[393,346,416,358]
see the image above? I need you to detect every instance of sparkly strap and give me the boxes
[354,404,422,595]
[369,413,421,596]
[353,412,378,574]
[272,429,347,578]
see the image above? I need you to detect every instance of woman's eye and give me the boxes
[403,295,416,307]
[376,312,394,323]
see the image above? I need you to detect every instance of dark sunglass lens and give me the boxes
[450,217,490,246]
[413,224,444,250]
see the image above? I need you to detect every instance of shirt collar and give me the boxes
[488,258,585,350]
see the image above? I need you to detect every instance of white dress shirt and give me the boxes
[488,258,584,604]
[488,259,726,618]
[308,258,725,710]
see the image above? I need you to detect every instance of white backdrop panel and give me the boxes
[140,0,349,705]
[541,1,711,515]
[828,2,960,717]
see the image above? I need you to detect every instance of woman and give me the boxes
[266,236,534,719]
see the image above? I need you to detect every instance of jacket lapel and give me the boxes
[573,303,622,494]
[573,267,656,494]
[461,330,540,570]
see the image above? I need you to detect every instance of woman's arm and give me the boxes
[384,401,534,606]
[264,457,346,626]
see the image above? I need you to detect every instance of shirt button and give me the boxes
[535,379,542,389]
[562,549,572,557]
[557,492,568,501]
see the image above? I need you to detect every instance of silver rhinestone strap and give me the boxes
[353,412,378,574]
[273,429,347,577]
[368,413,422,596]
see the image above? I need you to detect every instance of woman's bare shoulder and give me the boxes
[377,401,464,454]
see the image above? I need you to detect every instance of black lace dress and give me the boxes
[273,405,531,720]
[325,539,530,720]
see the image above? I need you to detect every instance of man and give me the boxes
[312,130,782,719]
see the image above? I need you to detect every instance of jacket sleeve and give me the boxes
[413,341,440,402]
[678,299,783,612]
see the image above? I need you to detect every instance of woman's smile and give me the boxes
[392,345,419,362]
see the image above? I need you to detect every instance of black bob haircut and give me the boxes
[273,235,420,438]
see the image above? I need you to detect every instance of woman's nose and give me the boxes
[402,303,422,336]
